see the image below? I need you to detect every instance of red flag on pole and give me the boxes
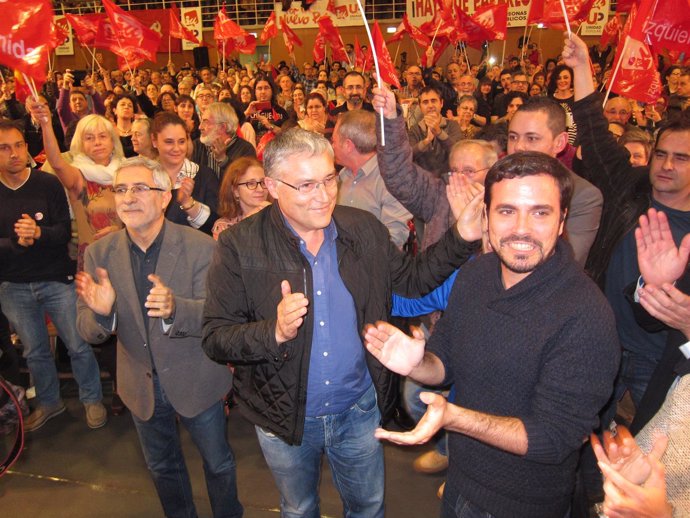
[169,3,200,44]
[472,2,508,41]
[214,6,245,40]
[403,14,432,47]
[260,11,278,43]
[371,21,401,89]
[639,0,690,53]
[317,15,348,61]
[530,0,595,30]
[354,35,373,71]
[50,19,71,50]
[606,35,662,103]
[387,20,405,43]
[100,0,161,62]
[601,12,622,47]
[65,14,106,46]
[313,31,326,63]
[0,0,52,83]
[281,17,303,55]
[456,6,498,46]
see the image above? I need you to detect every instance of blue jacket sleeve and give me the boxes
[391,269,459,317]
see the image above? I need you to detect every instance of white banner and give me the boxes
[408,0,529,28]
[275,0,365,28]
[181,7,202,51]
[580,0,609,36]
[54,15,74,56]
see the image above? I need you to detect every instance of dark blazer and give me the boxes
[77,221,231,420]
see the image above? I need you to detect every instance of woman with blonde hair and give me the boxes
[212,157,270,240]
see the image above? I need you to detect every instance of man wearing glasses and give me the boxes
[202,128,478,518]
[76,156,243,518]
[330,71,374,116]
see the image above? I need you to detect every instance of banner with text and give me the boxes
[181,6,202,50]
[276,0,364,28]
[54,15,74,56]
[407,0,530,28]
[580,0,609,36]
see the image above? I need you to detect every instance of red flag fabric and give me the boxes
[387,20,405,43]
[281,18,303,54]
[169,4,200,44]
[607,34,662,103]
[317,15,348,59]
[313,31,326,63]
[231,33,257,55]
[260,11,278,43]
[354,35,373,71]
[214,7,245,40]
[0,0,52,82]
[421,37,450,67]
[50,18,71,50]
[101,0,161,62]
[403,14,432,47]
[65,13,105,46]
[456,6,497,46]
[528,0,595,29]
[638,0,690,53]
[615,0,638,13]
[420,10,456,40]
[117,54,146,72]
[371,21,401,89]
[13,69,44,103]
[326,0,337,15]
[472,3,508,41]
[601,13,622,47]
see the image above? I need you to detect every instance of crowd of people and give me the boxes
[1,28,689,518]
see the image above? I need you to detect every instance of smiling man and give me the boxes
[76,157,242,518]
[364,152,620,518]
[202,127,478,518]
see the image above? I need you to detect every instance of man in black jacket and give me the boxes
[202,127,479,518]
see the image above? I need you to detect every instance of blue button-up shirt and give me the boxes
[292,220,372,417]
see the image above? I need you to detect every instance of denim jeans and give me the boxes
[255,384,384,518]
[131,375,242,518]
[403,378,449,457]
[0,281,103,406]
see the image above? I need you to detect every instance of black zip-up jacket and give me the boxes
[202,203,477,445]
[572,91,652,288]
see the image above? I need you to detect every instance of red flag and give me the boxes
[50,18,71,50]
[607,35,662,103]
[313,31,326,63]
[281,18,303,54]
[639,0,690,54]
[0,0,52,83]
[65,13,105,46]
[456,7,497,46]
[214,6,245,40]
[616,0,638,13]
[532,0,596,30]
[169,4,200,44]
[326,0,337,14]
[421,37,450,67]
[260,11,278,43]
[403,14,431,47]
[101,0,161,62]
[387,20,405,43]
[420,9,456,40]
[317,15,347,59]
[472,3,508,41]
[601,13,622,47]
[372,21,401,89]
[117,54,146,72]
[231,33,257,55]
[354,35,373,71]
[13,69,44,103]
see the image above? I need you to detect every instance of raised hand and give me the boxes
[371,86,397,120]
[635,208,690,287]
[75,267,116,316]
[446,173,485,223]
[362,321,425,375]
[638,283,690,339]
[375,392,448,445]
[177,176,195,207]
[146,274,175,319]
[452,177,485,243]
[275,280,309,344]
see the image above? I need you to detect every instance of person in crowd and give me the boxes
[156,91,177,114]
[56,70,106,135]
[146,83,159,108]
[455,95,479,139]
[297,92,333,140]
[276,74,294,111]
[604,96,634,127]
[492,91,528,125]
[193,102,255,180]
[547,64,578,144]
[76,156,243,518]
[244,76,289,142]
[663,65,682,97]
[175,94,200,141]
[131,117,156,160]
[111,95,139,158]
[619,128,653,167]
[238,85,253,111]
[330,71,374,116]
[151,112,219,235]
[0,120,107,432]
[202,126,478,518]
[212,156,270,240]
[408,86,463,175]
[667,68,690,116]
[332,109,412,248]
[291,87,306,122]
[364,151,620,518]
[473,77,492,126]
[13,94,67,166]
[195,85,217,116]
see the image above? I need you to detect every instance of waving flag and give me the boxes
[170,3,200,44]
[639,0,690,54]
[65,13,105,46]
[100,0,161,62]
[472,3,508,41]
[601,12,622,47]
[317,15,348,61]
[260,11,278,43]
[372,21,400,89]
[0,0,52,82]
[456,6,498,46]
[528,0,595,29]
[281,17,303,55]
[404,14,432,47]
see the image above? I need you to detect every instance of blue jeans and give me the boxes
[0,281,102,406]
[403,378,448,456]
[255,384,384,518]
[132,375,242,518]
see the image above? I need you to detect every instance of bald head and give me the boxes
[604,97,632,125]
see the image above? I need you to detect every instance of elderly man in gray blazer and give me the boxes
[75,156,242,518]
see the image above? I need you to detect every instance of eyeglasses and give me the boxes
[448,167,490,177]
[237,179,266,190]
[114,184,166,196]
[275,173,338,194]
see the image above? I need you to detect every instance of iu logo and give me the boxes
[622,39,653,71]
